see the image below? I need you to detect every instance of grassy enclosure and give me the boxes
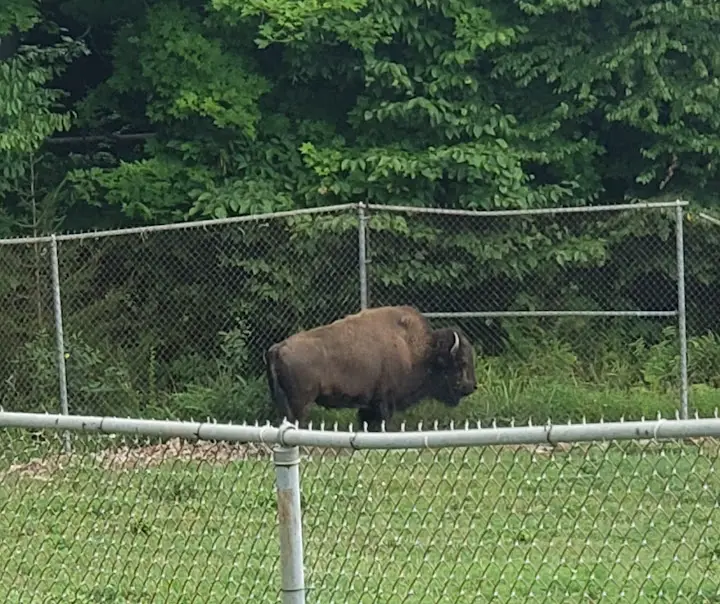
[0,432,718,603]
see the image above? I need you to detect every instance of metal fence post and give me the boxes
[358,203,368,310]
[49,235,71,453]
[675,202,689,420]
[273,445,306,604]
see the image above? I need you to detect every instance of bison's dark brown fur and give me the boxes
[265,305,477,430]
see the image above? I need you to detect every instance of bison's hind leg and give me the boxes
[357,407,382,432]
[283,390,315,428]
[271,380,315,428]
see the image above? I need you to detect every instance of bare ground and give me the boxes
[1,434,717,481]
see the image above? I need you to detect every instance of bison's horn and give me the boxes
[450,331,460,355]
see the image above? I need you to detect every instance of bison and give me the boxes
[264,305,477,430]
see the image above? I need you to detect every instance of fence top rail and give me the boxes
[365,199,688,218]
[1,412,718,450]
[0,203,358,245]
[422,310,678,319]
[0,199,688,246]
[698,212,720,227]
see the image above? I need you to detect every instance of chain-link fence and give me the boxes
[0,411,718,603]
[0,200,695,426]
[0,239,56,413]
[364,201,687,422]
[683,210,720,395]
[0,205,362,422]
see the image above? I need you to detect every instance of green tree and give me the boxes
[1,0,88,235]
[5,0,720,421]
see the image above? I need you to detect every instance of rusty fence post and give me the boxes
[273,445,306,603]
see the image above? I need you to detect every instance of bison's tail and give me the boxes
[265,344,292,423]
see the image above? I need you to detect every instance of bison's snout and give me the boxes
[462,382,476,396]
[458,378,476,396]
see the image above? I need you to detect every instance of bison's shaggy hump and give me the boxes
[324,305,432,364]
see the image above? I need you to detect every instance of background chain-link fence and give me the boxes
[684,210,720,396]
[365,202,685,416]
[0,416,718,603]
[0,206,362,421]
[0,240,55,413]
[0,200,697,426]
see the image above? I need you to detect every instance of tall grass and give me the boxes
[4,322,720,427]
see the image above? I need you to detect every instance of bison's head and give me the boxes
[430,328,477,407]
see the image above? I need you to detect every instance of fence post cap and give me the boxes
[273,444,300,466]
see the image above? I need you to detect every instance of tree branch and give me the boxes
[45,132,157,145]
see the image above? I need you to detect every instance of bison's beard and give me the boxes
[442,393,463,407]
[439,380,475,408]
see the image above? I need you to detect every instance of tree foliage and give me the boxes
[3,0,720,420]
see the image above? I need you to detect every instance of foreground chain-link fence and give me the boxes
[0,411,719,603]
[2,199,699,428]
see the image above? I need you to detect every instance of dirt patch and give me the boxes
[1,439,276,479]
[89,438,276,471]
[0,438,358,480]
[1,458,67,481]
[2,434,716,480]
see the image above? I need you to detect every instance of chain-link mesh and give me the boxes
[366,206,679,314]
[683,212,720,396]
[0,240,57,413]
[0,203,692,425]
[365,205,684,419]
[299,439,719,602]
[51,208,360,419]
[0,429,280,602]
[1,425,718,602]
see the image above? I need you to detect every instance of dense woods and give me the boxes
[3,0,720,425]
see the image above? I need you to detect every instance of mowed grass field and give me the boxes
[0,432,719,603]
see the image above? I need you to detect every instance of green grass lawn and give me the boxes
[0,432,718,603]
